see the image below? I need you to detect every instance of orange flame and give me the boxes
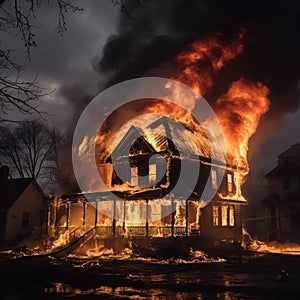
[174,31,244,95]
[214,78,270,172]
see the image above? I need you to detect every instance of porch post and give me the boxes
[55,198,59,228]
[171,197,175,237]
[94,201,98,227]
[112,198,116,237]
[123,199,126,231]
[82,200,86,229]
[146,199,149,236]
[66,202,70,229]
[46,203,50,235]
[185,199,189,236]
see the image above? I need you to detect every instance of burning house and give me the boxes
[46,116,247,253]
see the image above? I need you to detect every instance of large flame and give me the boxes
[214,78,270,172]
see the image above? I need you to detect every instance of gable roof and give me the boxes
[266,158,300,177]
[0,178,35,211]
[110,116,212,161]
[278,143,300,161]
[109,125,155,162]
[146,116,211,157]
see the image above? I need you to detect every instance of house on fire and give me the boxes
[0,166,45,243]
[263,143,300,242]
[47,117,246,247]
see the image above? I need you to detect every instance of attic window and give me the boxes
[227,173,233,193]
[149,164,156,185]
[212,169,217,189]
[22,212,29,227]
[283,178,290,191]
[131,166,138,186]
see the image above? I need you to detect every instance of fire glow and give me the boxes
[44,27,274,254]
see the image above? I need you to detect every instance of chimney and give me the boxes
[0,166,9,188]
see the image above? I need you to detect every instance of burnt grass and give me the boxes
[1,252,300,299]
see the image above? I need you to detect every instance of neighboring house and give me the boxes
[47,117,246,246]
[263,143,300,242]
[0,166,45,243]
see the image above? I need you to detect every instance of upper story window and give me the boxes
[283,178,290,191]
[227,173,233,193]
[212,169,217,189]
[22,212,29,227]
[131,166,138,186]
[149,164,156,185]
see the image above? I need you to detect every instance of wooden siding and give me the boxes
[200,201,243,242]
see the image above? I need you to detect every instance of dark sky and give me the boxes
[1,0,300,184]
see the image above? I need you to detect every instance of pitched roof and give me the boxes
[266,158,300,177]
[0,178,34,211]
[110,116,212,160]
[278,143,300,161]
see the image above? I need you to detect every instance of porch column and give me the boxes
[112,198,116,237]
[185,199,189,236]
[123,199,126,231]
[171,197,175,237]
[94,201,98,227]
[146,199,149,236]
[66,202,70,229]
[46,203,50,235]
[82,200,86,229]
[55,198,59,228]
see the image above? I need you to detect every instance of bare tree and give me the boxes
[0,120,63,187]
[111,0,147,18]
[0,0,82,121]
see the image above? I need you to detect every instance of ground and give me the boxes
[1,251,300,299]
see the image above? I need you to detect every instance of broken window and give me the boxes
[213,206,219,226]
[212,169,217,189]
[221,205,228,226]
[22,212,29,227]
[131,166,138,186]
[227,173,233,193]
[149,164,156,185]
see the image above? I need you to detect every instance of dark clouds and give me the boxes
[97,0,300,114]
[95,0,300,172]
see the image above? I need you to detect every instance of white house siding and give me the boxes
[5,181,44,242]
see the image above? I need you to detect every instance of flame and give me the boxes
[174,31,244,95]
[214,78,270,172]
[74,26,271,228]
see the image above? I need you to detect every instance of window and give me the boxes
[283,178,290,191]
[131,166,138,186]
[213,206,219,226]
[22,212,29,227]
[227,173,233,193]
[149,164,156,185]
[221,206,228,226]
[212,169,217,189]
[229,206,235,226]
